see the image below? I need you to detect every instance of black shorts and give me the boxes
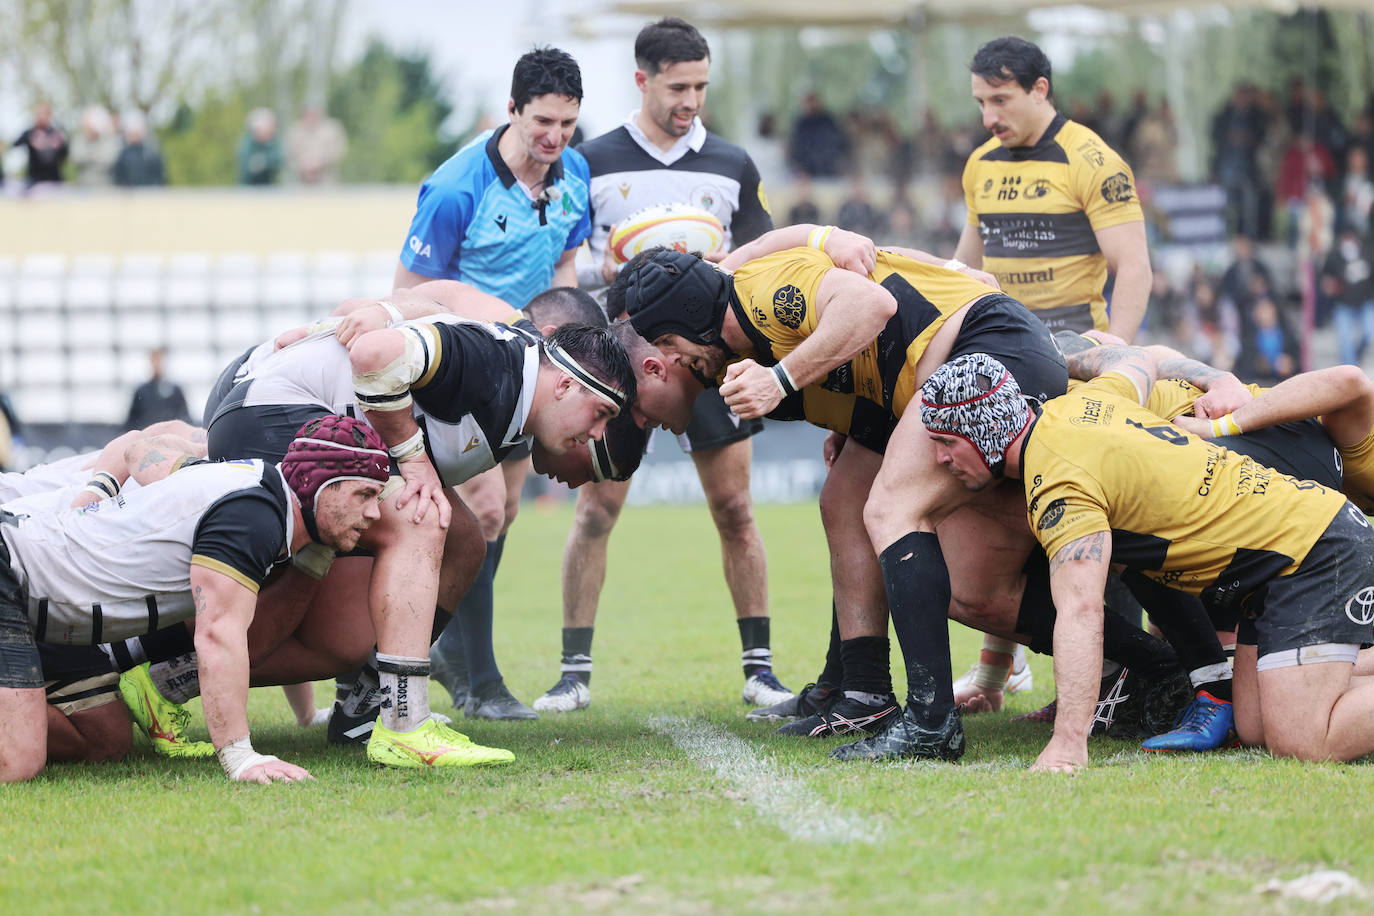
[948,295,1069,406]
[680,388,764,453]
[1237,502,1374,655]
[1214,419,1341,490]
[205,382,329,462]
[201,346,256,428]
[38,644,119,714]
[0,526,43,690]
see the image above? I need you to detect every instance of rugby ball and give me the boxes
[609,203,725,264]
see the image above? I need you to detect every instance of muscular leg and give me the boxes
[0,686,48,782]
[46,703,132,763]
[562,480,631,643]
[436,469,506,691]
[1232,644,1263,747]
[1258,659,1374,760]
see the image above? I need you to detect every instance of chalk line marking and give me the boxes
[649,715,880,845]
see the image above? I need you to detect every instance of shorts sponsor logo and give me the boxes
[772,285,806,329]
[1037,497,1066,530]
[1345,586,1374,625]
[1100,172,1134,203]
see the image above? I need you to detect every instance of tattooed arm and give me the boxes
[1035,529,1111,774]
[1144,344,1252,419]
[1064,344,1158,406]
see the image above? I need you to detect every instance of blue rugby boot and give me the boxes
[1141,691,1238,753]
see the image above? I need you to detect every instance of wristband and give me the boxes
[942,258,966,272]
[377,300,403,326]
[1209,413,1243,437]
[771,362,799,398]
[85,471,120,499]
[387,429,426,463]
[291,542,337,580]
[807,226,836,251]
[80,484,110,501]
[216,736,281,780]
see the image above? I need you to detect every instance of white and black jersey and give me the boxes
[225,316,537,485]
[578,114,772,279]
[0,459,293,645]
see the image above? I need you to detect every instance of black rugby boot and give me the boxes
[830,704,965,762]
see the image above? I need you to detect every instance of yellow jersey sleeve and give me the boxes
[1068,129,1145,233]
[731,248,834,357]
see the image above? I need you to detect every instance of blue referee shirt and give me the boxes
[399,125,592,308]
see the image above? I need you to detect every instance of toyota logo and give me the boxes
[1345,586,1374,625]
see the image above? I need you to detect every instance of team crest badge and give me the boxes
[772,286,806,329]
[1100,173,1134,203]
[1037,498,1067,531]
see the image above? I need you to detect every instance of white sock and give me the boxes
[149,653,201,703]
[376,653,432,732]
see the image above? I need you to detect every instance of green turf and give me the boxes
[4,502,1372,914]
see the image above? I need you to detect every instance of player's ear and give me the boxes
[634,69,649,92]
[539,323,559,337]
[642,354,667,382]
[507,99,517,119]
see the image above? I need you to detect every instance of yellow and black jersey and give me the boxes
[1338,426,1374,513]
[728,247,998,416]
[768,385,897,454]
[1067,377,1266,423]
[963,115,1143,333]
[1024,373,1348,606]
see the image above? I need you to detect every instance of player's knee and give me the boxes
[469,498,505,542]
[500,497,521,535]
[0,742,46,782]
[573,492,623,540]
[706,488,756,540]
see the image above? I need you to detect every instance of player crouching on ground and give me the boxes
[920,351,1374,771]
[0,416,391,784]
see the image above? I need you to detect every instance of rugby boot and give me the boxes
[830,705,965,762]
[742,670,794,707]
[327,698,379,745]
[1141,691,1239,752]
[118,663,214,758]
[465,678,538,720]
[531,674,591,713]
[778,693,901,737]
[746,681,836,721]
[367,716,514,768]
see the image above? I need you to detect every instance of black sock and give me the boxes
[457,540,501,690]
[879,531,955,724]
[738,616,772,678]
[335,663,364,704]
[816,601,844,687]
[561,626,594,685]
[430,605,453,645]
[839,636,892,696]
[1198,677,1233,702]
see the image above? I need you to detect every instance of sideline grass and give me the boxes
[4,501,1373,914]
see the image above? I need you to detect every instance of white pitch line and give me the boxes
[649,715,880,845]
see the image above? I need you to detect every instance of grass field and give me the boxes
[4,501,1373,914]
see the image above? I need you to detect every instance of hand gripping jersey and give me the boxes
[963,115,1144,333]
[0,459,293,645]
[235,316,538,485]
[728,247,1000,416]
[1024,373,1348,614]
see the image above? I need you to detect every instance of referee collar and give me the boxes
[486,124,566,190]
[623,110,706,166]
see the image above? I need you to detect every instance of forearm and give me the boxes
[194,617,253,750]
[1104,257,1151,343]
[953,223,983,269]
[781,315,881,389]
[1146,345,1239,391]
[552,251,578,288]
[1049,593,1104,750]
[125,435,198,486]
[719,225,817,271]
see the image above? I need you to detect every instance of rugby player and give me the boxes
[920,352,1374,770]
[617,243,1067,760]
[0,416,394,783]
[540,16,786,715]
[205,316,634,759]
